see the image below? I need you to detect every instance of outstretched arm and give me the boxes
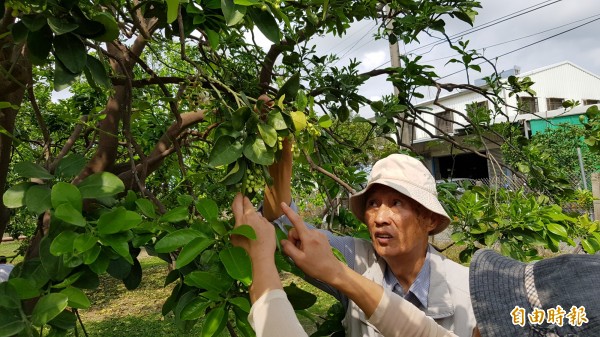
[230,193,307,337]
[279,203,462,337]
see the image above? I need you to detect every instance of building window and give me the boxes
[517,96,538,114]
[546,97,564,111]
[474,101,488,109]
[583,99,600,105]
[435,111,453,135]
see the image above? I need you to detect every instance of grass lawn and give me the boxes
[0,240,23,264]
[1,240,335,336]
[66,256,334,337]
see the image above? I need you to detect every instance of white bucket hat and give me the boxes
[349,154,450,235]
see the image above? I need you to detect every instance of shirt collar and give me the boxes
[383,246,431,309]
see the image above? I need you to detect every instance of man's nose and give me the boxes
[374,205,392,226]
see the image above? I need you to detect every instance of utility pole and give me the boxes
[384,5,412,148]
[387,25,412,148]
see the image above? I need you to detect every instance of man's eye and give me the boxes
[366,200,377,207]
[394,200,403,206]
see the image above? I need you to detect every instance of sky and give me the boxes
[294,0,600,117]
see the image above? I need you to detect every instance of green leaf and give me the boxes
[0,315,25,337]
[3,182,33,208]
[86,55,111,88]
[247,7,281,43]
[31,293,69,326]
[54,33,87,74]
[166,0,180,23]
[73,234,97,253]
[136,199,157,218]
[243,137,274,165]
[54,59,78,91]
[123,259,142,290]
[7,278,40,299]
[10,21,28,43]
[284,283,317,310]
[102,234,133,264]
[60,287,90,309]
[221,0,247,26]
[208,136,244,167]
[176,238,215,269]
[205,220,225,236]
[258,123,278,147]
[228,297,250,313]
[318,115,333,128]
[22,15,47,31]
[47,17,79,35]
[277,73,301,101]
[229,225,256,240]
[232,106,252,131]
[291,111,307,131]
[97,207,142,234]
[295,90,308,111]
[14,162,53,179]
[219,247,252,286]
[50,231,78,255]
[184,271,233,293]
[155,229,205,253]
[54,203,86,227]
[160,206,189,223]
[181,298,210,320]
[547,223,568,238]
[25,185,52,214]
[82,245,102,265]
[51,182,83,212]
[331,247,347,264]
[484,231,499,247]
[47,310,77,330]
[268,111,287,130]
[219,160,246,185]
[196,198,219,221]
[201,306,226,337]
[27,25,53,65]
[55,154,86,178]
[77,172,125,199]
[91,12,119,42]
[0,282,20,308]
[205,28,220,50]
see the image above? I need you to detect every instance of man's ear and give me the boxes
[425,213,441,233]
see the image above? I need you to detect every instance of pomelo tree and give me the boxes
[1,0,599,336]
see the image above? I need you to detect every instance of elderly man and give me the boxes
[263,143,477,337]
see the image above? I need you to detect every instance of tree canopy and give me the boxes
[1,0,599,336]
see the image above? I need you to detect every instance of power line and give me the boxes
[407,0,563,55]
[420,12,600,63]
[334,23,379,62]
[437,16,600,80]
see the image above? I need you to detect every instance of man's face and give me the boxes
[363,185,435,261]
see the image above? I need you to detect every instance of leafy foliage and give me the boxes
[2,0,598,335]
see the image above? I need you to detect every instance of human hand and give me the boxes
[279,203,345,284]
[231,193,276,261]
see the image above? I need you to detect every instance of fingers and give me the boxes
[280,203,308,234]
[231,193,244,224]
[242,196,256,214]
[281,239,303,262]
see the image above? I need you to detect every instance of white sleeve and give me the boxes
[368,289,459,337]
[248,289,308,337]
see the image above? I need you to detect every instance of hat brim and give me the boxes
[349,179,450,235]
[469,250,530,337]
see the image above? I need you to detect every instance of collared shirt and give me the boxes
[273,202,431,311]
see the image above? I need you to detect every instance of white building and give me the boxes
[410,61,600,180]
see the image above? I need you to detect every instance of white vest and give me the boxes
[343,239,476,337]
